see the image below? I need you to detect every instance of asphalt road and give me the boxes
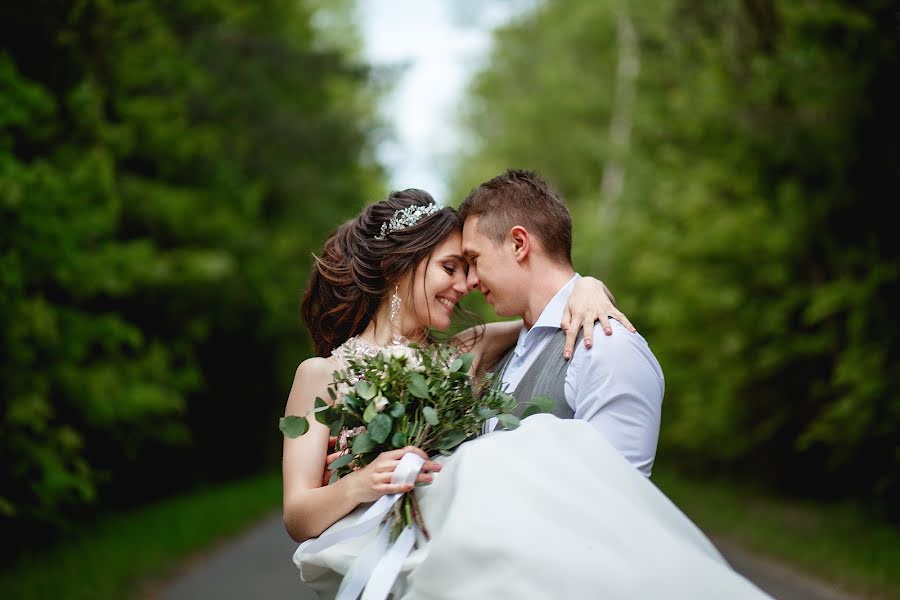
[154,511,860,600]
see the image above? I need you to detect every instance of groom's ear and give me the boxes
[509,226,530,263]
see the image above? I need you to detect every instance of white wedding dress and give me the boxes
[296,414,771,599]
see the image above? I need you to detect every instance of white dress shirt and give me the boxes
[487,275,664,476]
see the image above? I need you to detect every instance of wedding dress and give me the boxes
[295,412,771,599]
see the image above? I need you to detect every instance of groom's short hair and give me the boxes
[458,169,572,264]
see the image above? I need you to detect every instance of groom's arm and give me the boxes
[565,320,664,476]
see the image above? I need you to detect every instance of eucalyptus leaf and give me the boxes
[436,430,467,450]
[363,401,378,423]
[351,432,375,454]
[477,407,498,419]
[329,416,344,437]
[407,372,430,399]
[422,406,439,426]
[328,453,355,470]
[450,352,474,374]
[279,416,309,438]
[521,395,555,419]
[328,470,340,485]
[369,413,393,444]
[498,413,520,430]
[391,431,406,448]
[327,387,337,401]
[356,380,376,400]
[314,402,332,425]
[389,403,405,418]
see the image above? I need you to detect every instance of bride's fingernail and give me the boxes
[564,350,571,360]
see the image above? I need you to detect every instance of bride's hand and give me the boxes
[346,446,442,503]
[322,435,340,487]
[562,277,636,359]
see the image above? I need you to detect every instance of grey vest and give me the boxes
[491,329,581,430]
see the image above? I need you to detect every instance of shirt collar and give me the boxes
[531,273,581,331]
[513,273,582,354]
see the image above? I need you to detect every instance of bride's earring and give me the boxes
[389,285,405,345]
[390,285,401,323]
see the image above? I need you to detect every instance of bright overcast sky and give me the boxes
[356,1,521,203]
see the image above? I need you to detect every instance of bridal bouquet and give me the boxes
[280,341,552,537]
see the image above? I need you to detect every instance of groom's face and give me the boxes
[461,216,521,317]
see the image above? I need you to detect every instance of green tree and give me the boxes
[452,0,899,510]
[1,0,383,553]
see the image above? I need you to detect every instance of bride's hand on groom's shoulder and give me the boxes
[562,277,637,359]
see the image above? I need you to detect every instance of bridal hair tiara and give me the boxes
[374,203,441,240]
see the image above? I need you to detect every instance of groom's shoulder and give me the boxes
[589,319,645,348]
[571,320,664,390]
[575,319,659,364]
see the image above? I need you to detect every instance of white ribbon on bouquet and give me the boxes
[293,452,426,600]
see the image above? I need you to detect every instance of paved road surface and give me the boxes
[157,513,316,600]
[154,511,860,600]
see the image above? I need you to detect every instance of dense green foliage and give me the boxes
[1,0,382,555]
[452,0,899,510]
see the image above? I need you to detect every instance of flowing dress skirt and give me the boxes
[296,414,771,599]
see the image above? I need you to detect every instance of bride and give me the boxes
[282,190,770,599]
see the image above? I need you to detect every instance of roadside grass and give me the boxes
[0,471,282,600]
[653,467,900,599]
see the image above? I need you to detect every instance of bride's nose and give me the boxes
[452,273,468,294]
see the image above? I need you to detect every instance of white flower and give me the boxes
[374,395,389,412]
[336,383,352,399]
[382,345,423,371]
[338,426,366,452]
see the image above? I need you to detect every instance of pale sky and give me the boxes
[356,1,521,203]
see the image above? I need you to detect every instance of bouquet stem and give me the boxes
[407,492,430,541]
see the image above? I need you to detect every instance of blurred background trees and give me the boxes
[451,0,899,512]
[1,0,382,557]
[2,0,897,566]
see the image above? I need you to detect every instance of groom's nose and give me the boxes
[466,268,480,292]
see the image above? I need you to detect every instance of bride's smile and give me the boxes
[411,231,468,331]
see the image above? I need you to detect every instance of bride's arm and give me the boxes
[282,358,438,542]
[454,320,521,379]
[455,277,635,376]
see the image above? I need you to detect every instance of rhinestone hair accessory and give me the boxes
[374,203,441,240]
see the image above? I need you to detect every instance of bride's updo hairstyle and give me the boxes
[302,189,463,356]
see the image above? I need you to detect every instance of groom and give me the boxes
[459,169,664,476]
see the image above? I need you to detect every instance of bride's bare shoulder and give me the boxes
[293,355,340,386]
[286,355,340,413]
